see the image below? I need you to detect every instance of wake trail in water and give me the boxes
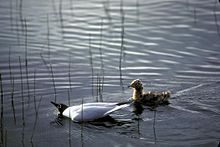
[170,82,220,114]
[172,83,206,98]
[169,105,200,114]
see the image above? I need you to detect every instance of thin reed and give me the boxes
[51,0,60,25]
[19,57,25,127]
[10,0,13,32]
[24,19,31,106]
[99,18,105,98]
[15,0,20,44]
[19,56,25,147]
[50,63,57,102]
[136,0,140,23]
[68,56,72,147]
[30,96,42,141]
[59,0,64,32]
[8,48,16,124]
[40,15,57,102]
[68,53,72,147]
[80,98,84,147]
[47,14,57,102]
[103,0,112,26]
[193,8,197,24]
[33,70,37,114]
[119,0,125,91]
[88,34,94,99]
[96,74,103,102]
[11,76,16,124]
[214,1,220,38]
[68,56,72,91]
[4,129,7,147]
[40,54,57,102]
[67,89,71,147]
[47,15,50,60]
[0,73,4,146]
[153,110,157,144]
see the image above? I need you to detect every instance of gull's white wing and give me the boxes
[63,102,129,122]
[71,106,113,122]
[104,103,129,116]
[82,102,117,107]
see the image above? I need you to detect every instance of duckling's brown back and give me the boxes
[141,90,171,106]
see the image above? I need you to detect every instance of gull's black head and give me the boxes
[51,101,68,115]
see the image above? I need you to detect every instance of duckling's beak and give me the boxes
[128,84,134,88]
[51,101,59,108]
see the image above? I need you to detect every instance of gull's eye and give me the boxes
[58,104,62,108]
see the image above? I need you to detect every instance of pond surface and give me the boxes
[0,0,220,147]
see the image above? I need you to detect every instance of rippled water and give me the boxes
[0,0,220,146]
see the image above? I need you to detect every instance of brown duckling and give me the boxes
[129,79,171,106]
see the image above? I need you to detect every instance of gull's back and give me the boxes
[62,102,129,122]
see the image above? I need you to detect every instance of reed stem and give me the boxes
[0,73,4,146]
[51,0,59,23]
[19,56,25,127]
[40,54,57,102]
[153,110,157,144]
[33,70,37,114]
[136,0,140,23]
[30,96,42,141]
[80,98,84,147]
[4,129,7,147]
[213,1,220,38]
[9,47,16,124]
[47,15,50,60]
[59,0,64,32]
[67,89,71,147]
[19,56,25,147]
[99,18,104,99]
[96,74,99,102]
[24,19,30,106]
[10,0,13,32]
[11,77,16,125]
[50,63,57,102]
[193,8,197,24]
[15,0,20,44]
[68,56,72,91]
[119,0,125,91]
[88,34,94,99]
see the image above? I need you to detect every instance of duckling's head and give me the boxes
[129,79,144,101]
[51,101,68,115]
[129,79,143,90]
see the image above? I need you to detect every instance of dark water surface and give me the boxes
[0,0,220,146]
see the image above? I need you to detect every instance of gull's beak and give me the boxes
[51,101,59,108]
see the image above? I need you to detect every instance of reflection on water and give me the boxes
[0,0,220,146]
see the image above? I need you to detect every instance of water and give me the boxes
[0,0,220,146]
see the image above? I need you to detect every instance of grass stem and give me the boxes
[30,96,42,141]
[0,73,4,146]
[19,56,25,127]
[9,47,16,124]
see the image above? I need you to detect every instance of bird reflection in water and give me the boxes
[131,101,158,143]
[50,112,133,128]
[132,101,144,117]
[50,114,65,126]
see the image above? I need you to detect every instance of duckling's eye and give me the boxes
[136,81,141,85]
[58,104,62,108]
